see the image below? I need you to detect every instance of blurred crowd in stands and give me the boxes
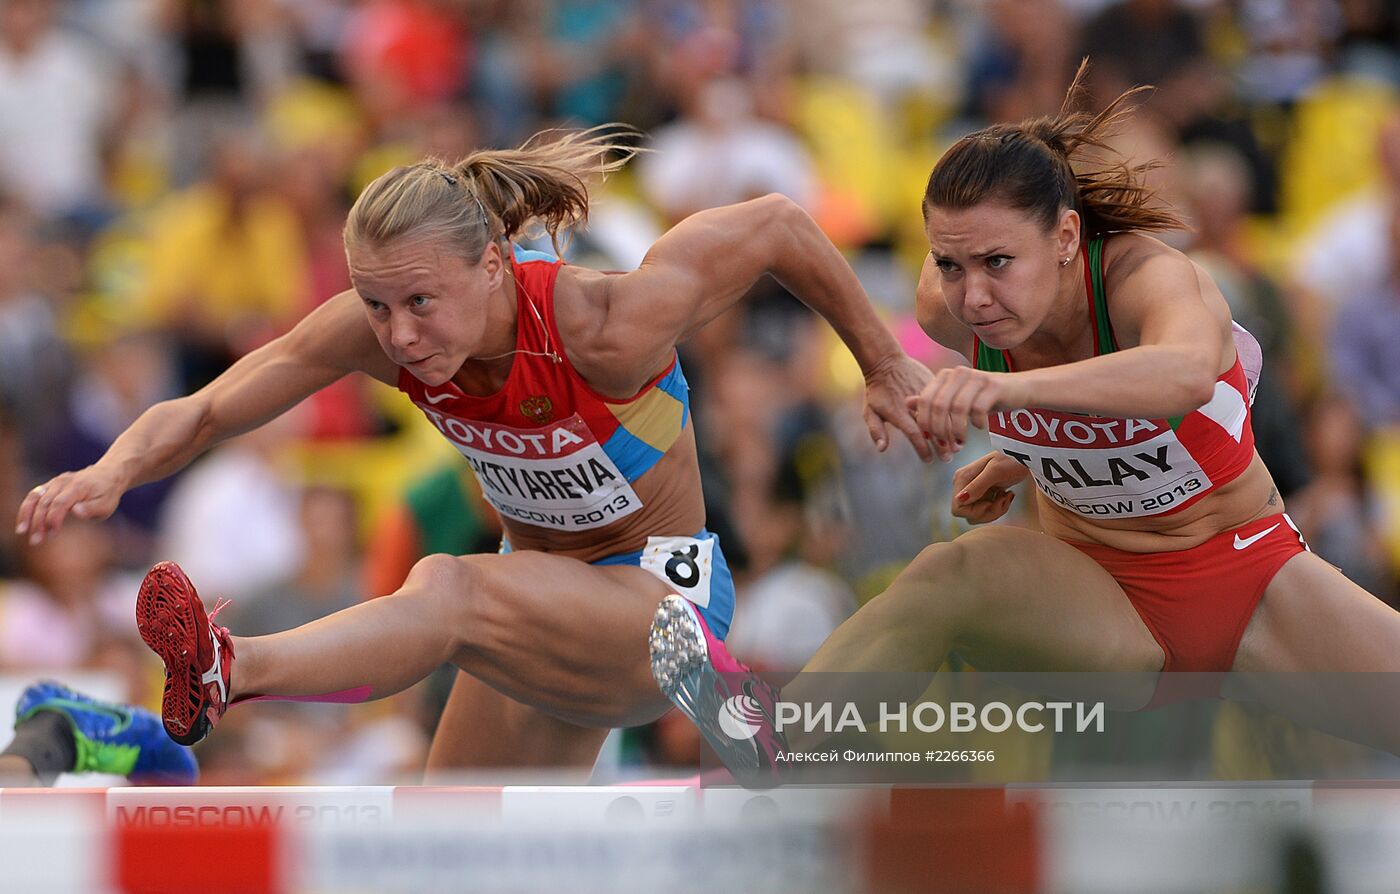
[0,0,1398,783]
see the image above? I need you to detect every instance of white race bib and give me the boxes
[418,409,644,532]
[989,409,1212,519]
[639,535,715,608]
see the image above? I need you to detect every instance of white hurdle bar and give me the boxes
[4,782,1400,893]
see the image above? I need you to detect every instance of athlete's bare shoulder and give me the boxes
[292,289,399,386]
[1099,231,1234,368]
[914,253,974,361]
[549,264,611,347]
[550,264,659,397]
[1099,230,1180,281]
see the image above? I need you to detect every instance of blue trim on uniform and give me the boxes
[600,426,666,481]
[512,246,558,264]
[592,529,736,641]
[496,529,737,641]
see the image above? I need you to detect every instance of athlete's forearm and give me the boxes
[94,396,221,490]
[765,203,902,375]
[1017,345,1217,419]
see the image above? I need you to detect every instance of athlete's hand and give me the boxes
[907,366,1031,461]
[951,451,1030,524]
[863,354,936,463]
[14,465,126,545]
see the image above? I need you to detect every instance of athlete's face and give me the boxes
[349,237,507,385]
[924,201,1079,350]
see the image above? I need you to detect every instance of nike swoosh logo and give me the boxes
[1234,523,1280,550]
[423,390,455,405]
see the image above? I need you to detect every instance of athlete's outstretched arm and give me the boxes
[16,292,390,544]
[912,237,1231,456]
[586,194,934,460]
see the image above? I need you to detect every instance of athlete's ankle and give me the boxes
[225,634,251,702]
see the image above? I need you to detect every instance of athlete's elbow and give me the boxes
[1181,371,1217,412]
[739,194,816,275]
[753,191,802,218]
[749,193,811,240]
[168,394,220,451]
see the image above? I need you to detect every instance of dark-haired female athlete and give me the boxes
[653,67,1400,776]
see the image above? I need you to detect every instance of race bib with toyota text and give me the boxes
[417,407,643,532]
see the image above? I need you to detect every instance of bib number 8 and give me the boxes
[640,535,715,609]
[664,545,701,588]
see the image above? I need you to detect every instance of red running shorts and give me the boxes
[1066,512,1309,673]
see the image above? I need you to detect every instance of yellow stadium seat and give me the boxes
[792,77,906,244]
[1279,76,1398,234]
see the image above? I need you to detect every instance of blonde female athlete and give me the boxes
[13,129,934,767]
[651,70,1400,776]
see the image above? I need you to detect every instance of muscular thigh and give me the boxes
[1232,551,1400,673]
[1225,551,1400,752]
[942,526,1165,674]
[448,550,674,726]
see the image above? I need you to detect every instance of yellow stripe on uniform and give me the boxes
[607,388,686,454]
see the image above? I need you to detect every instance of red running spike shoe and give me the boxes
[135,561,234,746]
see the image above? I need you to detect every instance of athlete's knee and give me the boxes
[397,554,494,643]
[896,529,1027,625]
[402,552,478,596]
[871,540,975,625]
[903,540,959,580]
[907,530,1011,589]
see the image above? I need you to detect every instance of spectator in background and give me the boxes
[340,0,470,125]
[138,127,308,389]
[1289,397,1394,601]
[638,76,817,223]
[647,0,792,120]
[154,409,307,605]
[1335,0,1400,84]
[517,0,644,127]
[46,329,181,558]
[962,0,1076,123]
[1329,201,1400,429]
[280,143,353,315]
[221,486,363,636]
[0,0,114,225]
[277,135,389,440]
[1178,143,1309,495]
[0,199,69,465]
[160,0,301,184]
[1077,0,1211,111]
[0,519,139,670]
[1293,113,1400,319]
[792,0,955,112]
[1235,0,1339,104]
[725,452,857,673]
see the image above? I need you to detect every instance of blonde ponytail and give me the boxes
[345,125,640,262]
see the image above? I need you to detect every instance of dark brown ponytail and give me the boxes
[923,60,1185,237]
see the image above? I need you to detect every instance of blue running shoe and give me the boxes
[15,681,198,785]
